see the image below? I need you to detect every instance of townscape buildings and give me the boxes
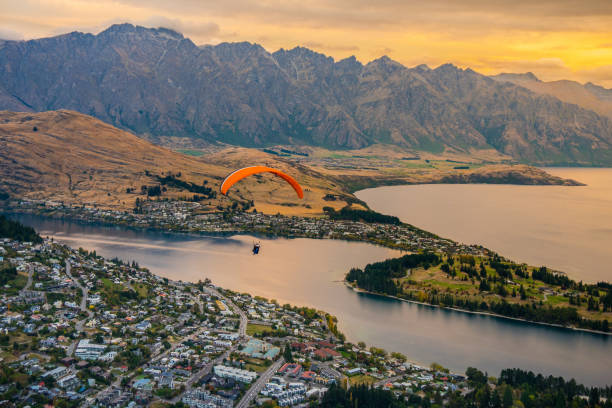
[0,233,472,407]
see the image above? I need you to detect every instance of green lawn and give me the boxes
[545,295,569,306]
[132,282,150,298]
[421,279,474,291]
[245,359,268,373]
[246,323,272,336]
[2,274,28,295]
[349,374,376,386]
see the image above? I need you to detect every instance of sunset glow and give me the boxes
[2,0,612,86]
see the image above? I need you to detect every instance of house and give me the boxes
[278,363,302,377]
[57,374,80,389]
[87,294,102,305]
[132,378,153,391]
[75,339,106,360]
[134,320,152,332]
[98,351,118,362]
[158,372,174,389]
[43,366,68,379]
[240,339,280,360]
[300,371,316,381]
[61,357,76,366]
[182,389,233,408]
[345,367,363,376]
[213,365,257,384]
[313,348,341,361]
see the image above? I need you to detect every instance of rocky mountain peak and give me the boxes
[1,24,611,165]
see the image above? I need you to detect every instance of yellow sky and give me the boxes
[2,0,612,87]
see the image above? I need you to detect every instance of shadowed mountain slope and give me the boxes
[1,24,611,165]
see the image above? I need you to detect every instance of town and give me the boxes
[0,227,475,408]
[6,199,487,257]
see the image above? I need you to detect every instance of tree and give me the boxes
[479,279,490,292]
[590,387,600,407]
[491,389,502,408]
[391,352,407,362]
[502,386,513,408]
[370,347,387,358]
[466,367,487,386]
[430,362,449,373]
[283,344,293,363]
[476,385,491,408]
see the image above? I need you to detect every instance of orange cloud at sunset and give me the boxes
[1,0,611,86]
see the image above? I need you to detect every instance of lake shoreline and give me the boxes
[12,212,612,386]
[356,168,612,284]
[343,282,612,337]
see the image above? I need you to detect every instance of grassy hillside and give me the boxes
[0,110,348,215]
[0,110,583,217]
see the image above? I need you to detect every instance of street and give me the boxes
[205,286,248,337]
[235,357,285,408]
[65,260,94,355]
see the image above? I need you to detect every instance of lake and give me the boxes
[357,168,612,283]
[14,214,612,386]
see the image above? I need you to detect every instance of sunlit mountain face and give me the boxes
[1,23,612,165]
[1,0,611,86]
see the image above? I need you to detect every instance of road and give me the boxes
[87,377,123,407]
[65,261,94,355]
[19,269,33,294]
[235,357,285,408]
[151,324,210,364]
[205,286,248,337]
[165,286,247,404]
[169,349,232,404]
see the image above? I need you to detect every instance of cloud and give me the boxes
[141,16,220,39]
[0,27,23,41]
[479,58,569,72]
[106,0,612,34]
[575,65,612,87]
[468,57,612,88]
[303,41,359,52]
[1,0,611,86]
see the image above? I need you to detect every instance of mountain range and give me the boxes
[491,72,612,121]
[1,23,611,165]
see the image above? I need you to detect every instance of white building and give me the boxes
[43,366,68,379]
[98,351,118,362]
[87,294,102,305]
[75,339,106,360]
[213,365,257,383]
[57,374,80,389]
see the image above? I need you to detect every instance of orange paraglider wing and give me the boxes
[220,166,304,199]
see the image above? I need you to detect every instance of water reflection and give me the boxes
[13,214,612,386]
[356,168,612,283]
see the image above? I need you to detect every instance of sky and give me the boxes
[1,0,612,87]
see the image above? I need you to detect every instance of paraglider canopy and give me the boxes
[220,166,304,199]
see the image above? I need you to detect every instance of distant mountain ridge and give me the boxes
[1,23,612,165]
[492,72,612,121]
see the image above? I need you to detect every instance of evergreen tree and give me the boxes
[502,386,513,408]
[283,344,293,363]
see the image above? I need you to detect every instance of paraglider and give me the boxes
[220,166,304,199]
